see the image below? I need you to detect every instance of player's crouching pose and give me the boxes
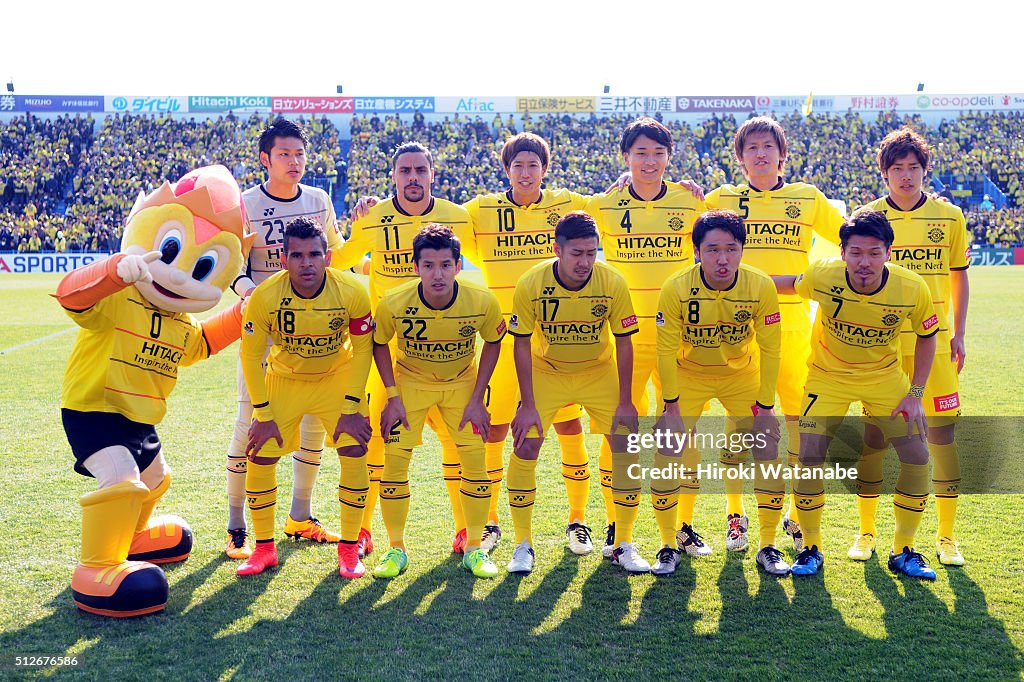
[238,217,374,578]
[58,165,252,617]
[655,210,784,576]
[774,210,940,580]
[507,211,642,574]
[371,224,505,579]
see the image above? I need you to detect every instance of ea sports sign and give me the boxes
[0,253,110,274]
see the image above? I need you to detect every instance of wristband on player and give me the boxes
[386,385,401,399]
[663,397,679,405]
[908,384,925,399]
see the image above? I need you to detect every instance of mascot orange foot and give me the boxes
[72,482,169,617]
[127,475,193,564]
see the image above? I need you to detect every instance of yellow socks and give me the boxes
[855,444,887,536]
[507,454,538,545]
[379,449,411,549]
[931,441,961,539]
[558,431,590,523]
[459,444,490,551]
[794,465,825,550]
[360,437,385,532]
[246,460,279,542]
[754,459,785,549]
[485,440,505,525]
[651,453,681,547]
[338,454,369,543]
[441,437,466,532]
[893,462,929,553]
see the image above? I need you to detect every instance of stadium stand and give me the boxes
[2,109,1022,252]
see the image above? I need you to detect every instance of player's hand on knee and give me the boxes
[117,250,161,284]
[511,405,542,450]
[892,395,927,441]
[460,399,490,440]
[380,397,409,437]
[247,419,283,459]
[613,402,639,435]
[336,412,372,446]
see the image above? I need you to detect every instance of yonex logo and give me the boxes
[263,208,275,217]
[381,215,394,223]
[691,288,699,296]
[543,287,555,295]
[830,286,844,295]
[281,297,292,306]
[513,495,525,502]
[406,306,418,315]
[618,199,630,207]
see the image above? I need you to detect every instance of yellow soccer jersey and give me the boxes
[233,183,342,296]
[61,287,210,425]
[587,182,704,344]
[335,197,471,304]
[509,259,637,373]
[795,259,939,382]
[656,263,782,407]
[373,278,506,391]
[863,194,970,348]
[706,181,844,332]
[463,188,588,315]
[241,268,373,421]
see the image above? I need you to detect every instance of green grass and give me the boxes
[0,269,1022,681]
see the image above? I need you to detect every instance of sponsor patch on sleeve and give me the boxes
[350,313,374,335]
[655,311,665,327]
[496,319,506,336]
[244,320,254,335]
[922,314,938,331]
[509,314,519,330]
[764,312,781,325]
[621,314,638,329]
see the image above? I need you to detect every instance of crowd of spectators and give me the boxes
[346,109,1024,246]
[0,112,341,252]
[2,108,1022,252]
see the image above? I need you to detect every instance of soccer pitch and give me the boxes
[0,268,1022,680]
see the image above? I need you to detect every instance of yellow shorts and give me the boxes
[799,370,920,440]
[260,372,370,457]
[775,330,811,416]
[902,331,961,425]
[631,343,663,416]
[486,335,583,426]
[676,367,759,425]
[527,362,623,437]
[385,381,482,450]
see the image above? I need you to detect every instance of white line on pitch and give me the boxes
[0,327,76,354]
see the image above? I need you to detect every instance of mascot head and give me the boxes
[122,165,255,313]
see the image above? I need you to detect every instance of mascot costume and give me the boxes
[56,165,254,617]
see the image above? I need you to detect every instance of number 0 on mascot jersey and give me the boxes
[55,165,254,617]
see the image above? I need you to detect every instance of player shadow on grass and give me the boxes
[862,559,1022,678]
